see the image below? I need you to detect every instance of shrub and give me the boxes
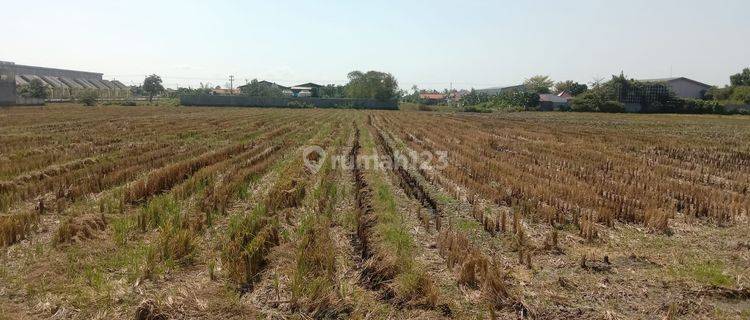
[155,98,180,107]
[121,100,137,106]
[570,91,605,112]
[731,86,750,104]
[77,90,99,106]
[680,99,724,114]
[18,79,48,99]
[599,100,625,113]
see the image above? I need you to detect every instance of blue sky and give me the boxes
[3,0,748,89]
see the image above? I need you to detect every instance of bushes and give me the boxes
[77,90,99,106]
[570,74,738,114]
[730,86,750,104]
[18,79,49,99]
[679,99,724,114]
[570,91,605,112]
[460,90,539,112]
[599,100,625,113]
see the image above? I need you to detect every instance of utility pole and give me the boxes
[229,75,235,95]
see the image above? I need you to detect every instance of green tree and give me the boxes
[730,86,750,104]
[570,91,607,112]
[143,74,165,103]
[319,84,346,98]
[18,79,48,99]
[459,89,490,106]
[730,68,750,86]
[524,75,554,94]
[77,90,99,106]
[400,85,422,103]
[240,79,284,97]
[554,80,588,96]
[345,71,399,102]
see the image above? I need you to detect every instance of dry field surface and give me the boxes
[0,105,748,319]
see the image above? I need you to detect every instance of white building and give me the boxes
[640,77,712,99]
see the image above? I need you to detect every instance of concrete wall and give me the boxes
[0,62,17,106]
[667,79,710,99]
[15,97,45,106]
[725,104,750,113]
[624,103,643,113]
[180,95,399,110]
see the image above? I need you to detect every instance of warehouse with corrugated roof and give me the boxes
[0,61,130,102]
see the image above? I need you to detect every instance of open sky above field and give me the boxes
[4,0,749,89]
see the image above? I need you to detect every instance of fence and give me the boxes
[180,95,399,110]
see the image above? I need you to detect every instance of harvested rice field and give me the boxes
[1,105,749,319]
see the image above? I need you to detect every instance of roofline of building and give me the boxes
[476,84,525,91]
[12,63,103,77]
[639,77,712,88]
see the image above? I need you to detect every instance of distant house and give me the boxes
[557,91,573,99]
[419,92,446,105]
[447,90,469,103]
[639,77,711,99]
[211,86,240,95]
[291,83,323,97]
[538,94,570,111]
[475,84,526,95]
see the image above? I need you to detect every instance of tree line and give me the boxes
[164,71,400,103]
[453,69,750,114]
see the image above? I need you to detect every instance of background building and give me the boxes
[0,61,130,102]
[639,77,712,99]
[475,84,526,95]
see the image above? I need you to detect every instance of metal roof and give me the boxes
[41,76,68,89]
[59,77,84,89]
[74,78,98,89]
[110,80,129,90]
[638,77,712,88]
[15,75,28,86]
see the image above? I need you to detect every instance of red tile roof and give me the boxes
[419,93,445,100]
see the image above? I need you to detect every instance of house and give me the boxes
[446,90,470,103]
[538,94,570,111]
[419,92,446,105]
[475,84,526,95]
[210,86,240,95]
[557,91,573,99]
[290,83,323,97]
[639,77,712,99]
